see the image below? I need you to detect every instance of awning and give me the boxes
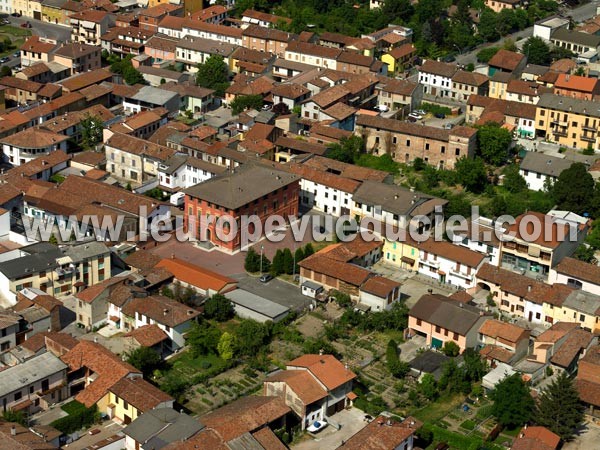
[401,256,415,265]
[438,270,446,275]
[109,315,120,322]
[355,303,371,312]
[12,399,33,411]
[346,392,358,401]
[56,256,73,265]
[73,281,86,288]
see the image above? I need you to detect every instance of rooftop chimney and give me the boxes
[319,348,324,356]
[163,309,169,315]
[527,285,532,292]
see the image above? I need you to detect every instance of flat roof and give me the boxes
[225,289,289,318]
[0,352,67,397]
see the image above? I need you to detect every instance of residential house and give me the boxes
[559,289,600,333]
[498,211,587,280]
[110,108,169,140]
[355,115,478,169]
[184,164,299,251]
[241,9,291,28]
[69,10,114,46]
[101,26,155,58]
[451,70,489,103]
[511,426,560,450]
[519,152,573,191]
[155,257,237,296]
[335,51,386,75]
[284,41,341,69]
[488,49,526,77]
[0,421,61,449]
[53,43,101,75]
[408,294,489,352]
[375,78,423,112]
[104,130,175,185]
[336,416,422,450]
[467,94,537,138]
[264,354,356,429]
[549,256,600,295]
[121,85,180,114]
[181,21,243,46]
[122,407,205,450]
[0,312,20,351]
[535,93,600,150]
[575,344,600,415]
[157,153,226,192]
[241,25,296,57]
[382,43,417,74]
[121,295,200,350]
[192,5,229,22]
[144,35,177,66]
[138,4,183,32]
[531,323,593,373]
[0,241,111,305]
[271,83,311,111]
[106,377,173,424]
[75,275,129,329]
[0,352,67,414]
[504,79,542,104]
[359,276,402,311]
[478,319,530,366]
[175,36,236,73]
[417,239,486,289]
[485,0,522,13]
[554,73,600,100]
[60,341,142,413]
[418,60,458,97]
[159,81,215,114]
[20,36,57,67]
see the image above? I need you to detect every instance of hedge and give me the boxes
[51,403,99,434]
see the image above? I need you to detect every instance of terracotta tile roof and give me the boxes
[555,73,598,92]
[76,276,125,303]
[287,162,360,193]
[242,9,291,25]
[299,251,372,287]
[0,127,68,148]
[226,75,274,97]
[141,3,181,18]
[60,69,112,92]
[105,131,174,162]
[420,59,458,78]
[71,150,105,167]
[70,9,109,23]
[192,4,228,21]
[452,69,489,86]
[155,257,237,292]
[448,290,473,303]
[576,378,600,407]
[286,41,342,59]
[20,35,57,54]
[20,332,50,353]
[55,43,99,59]
[0,76,43,93]
[271,82,310,99]
[125,324,169,347]
[536,322,580,343]
[145,35,177,53]
[479,319,529,343]
[512,426,560,450]
[480,344,514,363]
[418,239,485,268]
[109,376,172,412]
[550,329,593,368]
[61,341,140,407]
[287,354,356,390]
[489,49,525,71]
[410,293,487,336]
[360,276,401,298]
[0,421,56,450]
[122,295,200,327]
[201,396,290,442]
[505,211,579,249]
[251,427,287,450]
[323,102,356,121]
[550,58,576,73]
[554,257,600,285]
[356,114,477,141]
[242,24,296,42]
[124,249,162,271]
[338,416,421,450]
[265,369,327,404]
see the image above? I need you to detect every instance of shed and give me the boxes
[482,362,515,392]
[301,280,323,299]
[225,289,290,323]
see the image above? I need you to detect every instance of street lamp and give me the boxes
[260,245,264,273]
[453,44,462,56]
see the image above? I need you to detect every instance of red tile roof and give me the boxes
[266,370,327,404]
[512,426,560,450]
[338,416,422,450]
[155,257,237,293]
[125,324,169,347]
[108,376,172,412]
[287,354,356,390]
[488,49,525,72]
[479,319,529,343]
[122,295,200,327]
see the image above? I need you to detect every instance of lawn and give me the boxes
[460,419,476,431]
[0,25,33,37]
[167,352,227,380]
[0,24,31,60]
[411,394,463,423]
[61,400,87,415]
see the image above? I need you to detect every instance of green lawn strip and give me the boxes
[411,394,463,423]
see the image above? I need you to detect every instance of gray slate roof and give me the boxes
[122,407,204,447]
[0,352,67,398]
[520,151,573,177]
[225,289,290,319]
[130,86,178,106]
[551,28,600,48]
[563,290,600,315]
[537,93,600,117]
[184,164,299,210]
[409,294,485,335]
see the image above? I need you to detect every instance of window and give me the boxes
[435,325,440,333]
[453,332,459,340]
[455,148,460,156]
[14,392,22,401]
[123,400,129,409]
[416,319,422,326]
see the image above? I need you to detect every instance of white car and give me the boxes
[307,419,328,433]
[408,112,423,120]
[374,104,389,112]
[414,109,426,115]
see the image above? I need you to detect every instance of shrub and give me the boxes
[51,403,99,434]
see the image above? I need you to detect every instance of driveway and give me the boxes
[292,408,367,450]
[399,334,427,362]
[234,274,312,312]
[563,418,600,450]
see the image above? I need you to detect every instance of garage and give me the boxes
[225,289,290,323]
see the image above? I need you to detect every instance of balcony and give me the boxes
[582,124,596,131]
[581,135,596,143]
[551,118,568,126]
[420,259,439,269]
[450,269,473,281]
[553,130,567,138]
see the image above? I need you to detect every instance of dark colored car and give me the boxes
[21,21,31,28]
[11,12,21,17]
[259,274,273,283]
[434,112,446,119]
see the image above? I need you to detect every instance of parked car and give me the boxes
[414,109,426,116]
[408,112,423,120]
[259,274,273,283]
[374,104,389,112]
[307,419,328,433]
[11,12,21,17]
[12,51,19,58]
[21,21,31,28]
[434,112,446,119]
[0,57,9,63]
[0,19,9,25]
[444,123,454,129]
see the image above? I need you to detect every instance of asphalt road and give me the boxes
[5,15,71,43]
[456,1,600,65]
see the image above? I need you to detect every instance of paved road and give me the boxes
[233,274,312,312]
[456,2,600,65]
[7,16,71,42]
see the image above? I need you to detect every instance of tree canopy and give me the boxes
[125,347,161,377]
[80,114,104,150]
[522,36,552,65]
[534,372,584,440]
[551,162,596,216]
[230,95,263,114]
[455,157,488,193]
[491,373,534,428]
[203,294,234,322]
[477,122,513,165]
[196,55,230,97]
[326,135,363,164]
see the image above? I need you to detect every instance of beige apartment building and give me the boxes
[536,93,600,150]
[355,115,477,169]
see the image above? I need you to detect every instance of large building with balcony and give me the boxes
[69,10,114,46]
[0,127,68,166]
[498,212,587,281]
[535,93,600,151]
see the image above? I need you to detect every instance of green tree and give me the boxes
[230,94,264,114]
[123,64,145,85]
[478,9,500,42]
[462,348,487,382]
[477,46,500,63]
[203,294,234,322]
[234,319,271,356]
[303,243,315,258]
[387,339,411,378]
[455,157,488,193]
[419,373,438,400]
[195,55,229,97]
[522,36,552,65]
[244,247,260,272]
[552,162,595,215]
[3,410,27,426]
[282,248,294,274]
[49,233,58,245]
[0,65,11,77]
[271,249,284,276]
[477,122,512,165]
[125,347,161,377]
[217,331,235,360]
[293,247,304,273]
[186,321,221,356]
[441,341,460,357]
[491,373,534,428]
[80,114,104,149]
[534,372,584,440]
[502,164,527,193]
[327,136,363,163]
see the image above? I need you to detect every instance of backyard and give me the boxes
[0,24,31,59]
